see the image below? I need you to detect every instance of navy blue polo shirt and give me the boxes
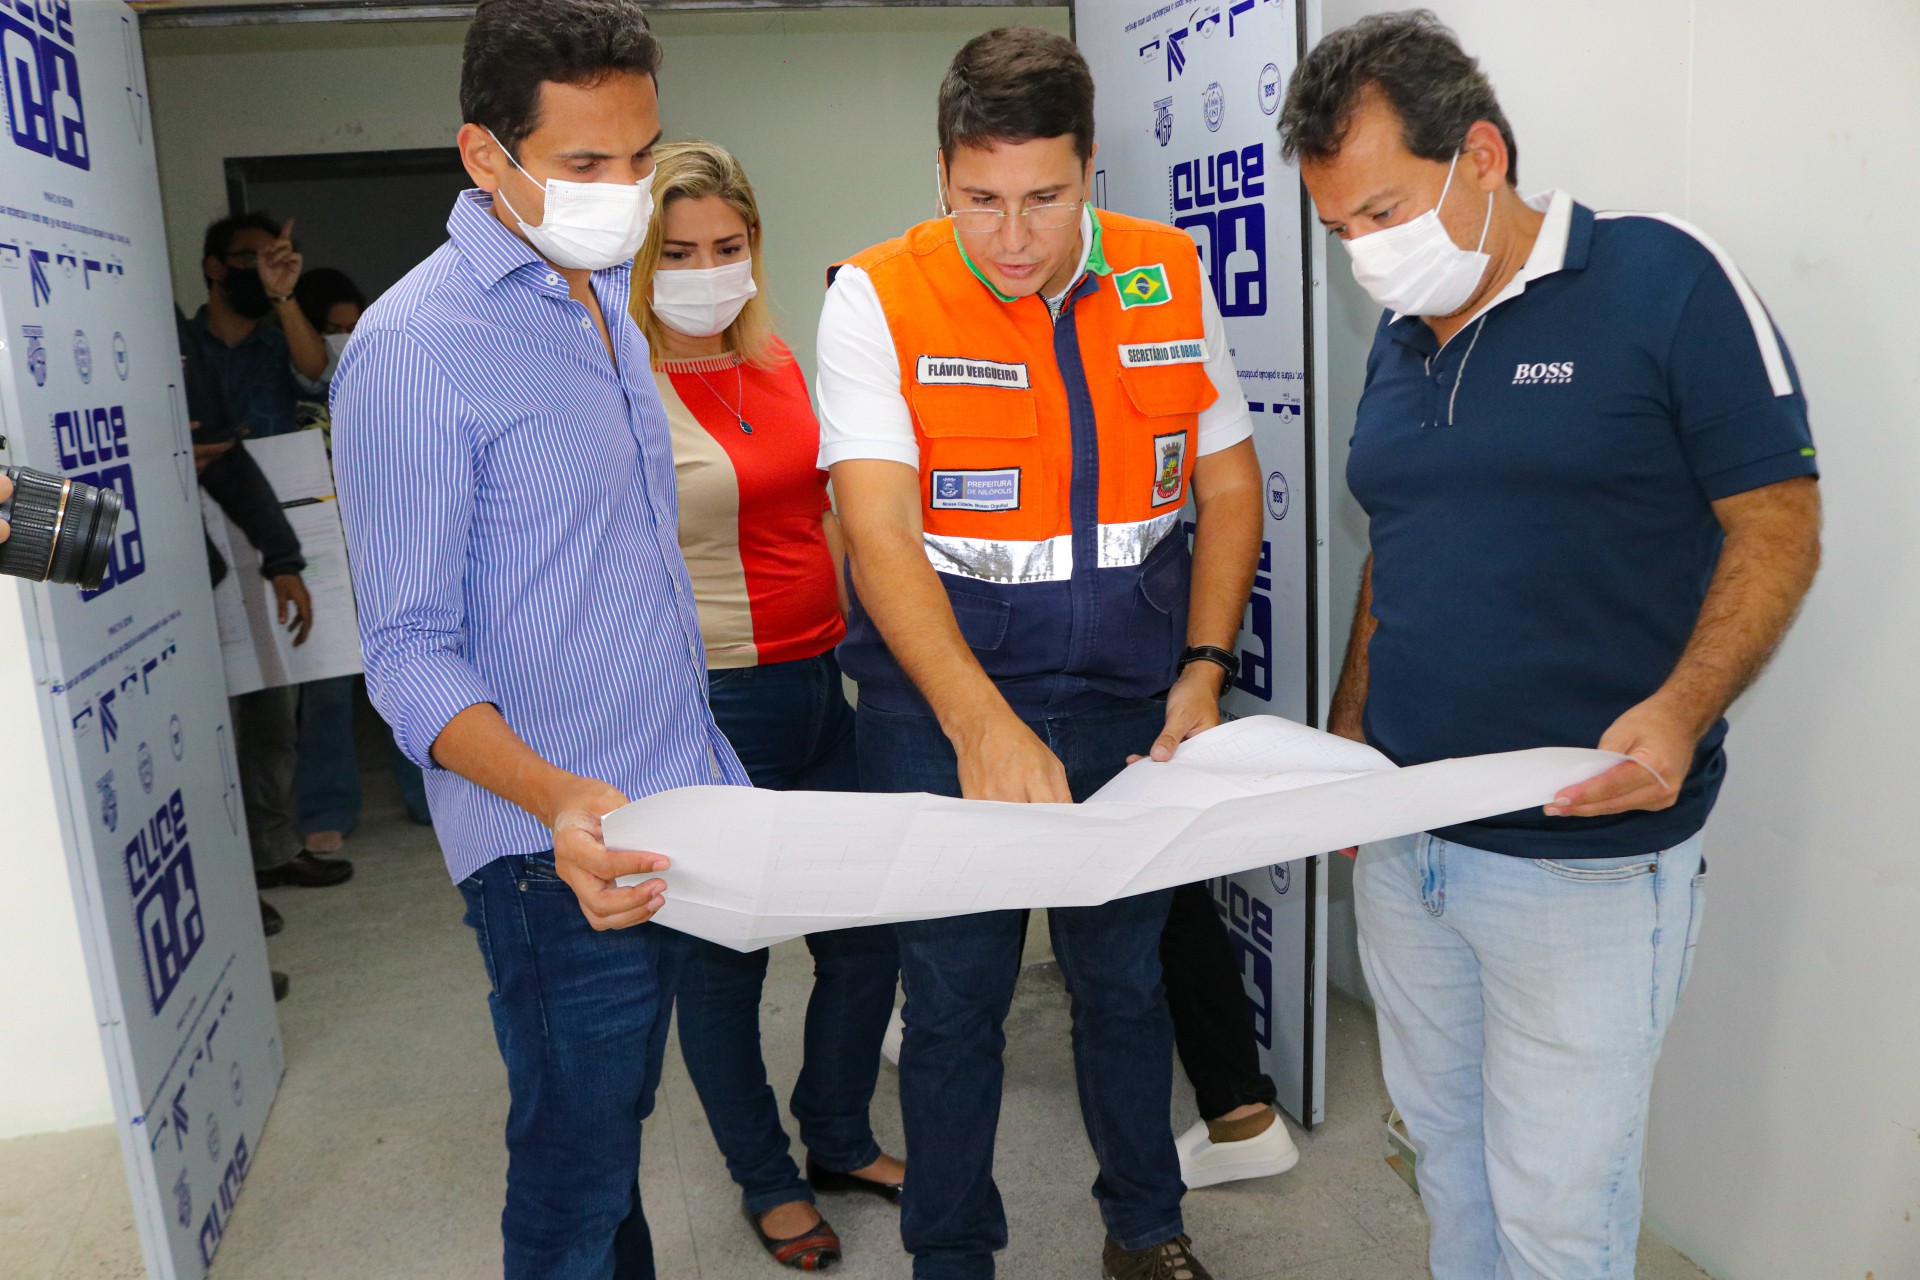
[1348,192,1817,858]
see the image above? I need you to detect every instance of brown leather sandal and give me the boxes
[744,1203,841,1271]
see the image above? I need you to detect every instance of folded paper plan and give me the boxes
[606,716,1620,951]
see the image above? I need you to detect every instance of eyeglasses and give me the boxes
[946,202,1083,236]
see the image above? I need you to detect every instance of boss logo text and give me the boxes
[1512,360,1576,386]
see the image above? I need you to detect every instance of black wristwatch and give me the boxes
[1178,644,1239,682]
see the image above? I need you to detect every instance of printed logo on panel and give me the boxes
[124,790,205,1014]
[22,323,45,385]
[1,1,90,170]
[51,404,145,597]
[1203,81,1226,132]
[1266,470,1290,522]
[1171,145,1267,317]
[1258,63,1282,116]
[1210,878,1275,1049]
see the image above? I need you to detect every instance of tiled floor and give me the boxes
[2,766,1713,1279]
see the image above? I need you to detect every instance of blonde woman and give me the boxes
[632,139,904,1272]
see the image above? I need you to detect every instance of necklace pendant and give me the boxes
[739,419,753,435]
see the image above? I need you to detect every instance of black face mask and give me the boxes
[222,267,274,320]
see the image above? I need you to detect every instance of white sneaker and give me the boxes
[1176,1113,1300,1189]
[881,1007,904,1066]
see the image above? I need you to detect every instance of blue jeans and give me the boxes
[1354,833,1708,1280]
[859,697,1183,1280]
[297,673,435,831]
[676,652,901,1214]
[295,674,361,835]
[459,853,686,1280]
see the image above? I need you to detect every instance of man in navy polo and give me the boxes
[1282,15,1821,1279]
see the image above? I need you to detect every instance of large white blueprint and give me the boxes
[606,716,1620,951]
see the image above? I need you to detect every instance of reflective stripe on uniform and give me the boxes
[922,510,1181,585]
[1096,510,1182,569]
[923,530,1072,583]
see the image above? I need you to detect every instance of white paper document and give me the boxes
[204,431,364,697]
[606,716,1620,951]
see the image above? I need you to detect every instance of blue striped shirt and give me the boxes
[331,190,747,882]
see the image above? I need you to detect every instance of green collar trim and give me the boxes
[952,204,1110,304]
[1084,206,1111,277]
[953,229,1017,303]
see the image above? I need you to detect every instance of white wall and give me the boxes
[141,7,1071,381]
[1644,4,1920,1274]
[0,593,114,1137]
[1317,1,1920,1275]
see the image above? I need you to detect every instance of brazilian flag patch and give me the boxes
[1115,263,1172,309]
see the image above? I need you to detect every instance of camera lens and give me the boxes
[0,465,126,590]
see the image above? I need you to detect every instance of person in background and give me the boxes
[332,4,751,1275]
[290,267,434,832]
[182,307,316,1004]
[188,212,355,886]
[178,298,347,895]
[295,267,367,390]
[186,212,328,440]
[630,138,903,1272]
[821,28,1265,1280]
[1282,15,1822,1278]
[1161,884,1298,1188]
[297,266,367,336]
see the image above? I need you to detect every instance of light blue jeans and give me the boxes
[1354,832,1707,1280]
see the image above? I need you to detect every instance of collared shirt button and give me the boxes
[580,317,592,328]
[546,273,559,285]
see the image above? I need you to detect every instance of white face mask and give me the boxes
[488,129,654,272]
[651,258,758,338]
[322,331,350,379]
[1342,150,1492,316]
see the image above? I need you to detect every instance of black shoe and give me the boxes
[806,1158,903,1205]
[260,898,283,937]
[272,970,290,1002]
[1102,1234,1213,1280]
[744,1203,840,1271]
[255,851,354,889]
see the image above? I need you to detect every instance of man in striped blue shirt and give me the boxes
[331,4,744,1276]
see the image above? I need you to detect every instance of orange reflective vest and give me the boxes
[835,209,1216,715]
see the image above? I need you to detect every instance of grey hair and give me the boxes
[1278,10,1518,186]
